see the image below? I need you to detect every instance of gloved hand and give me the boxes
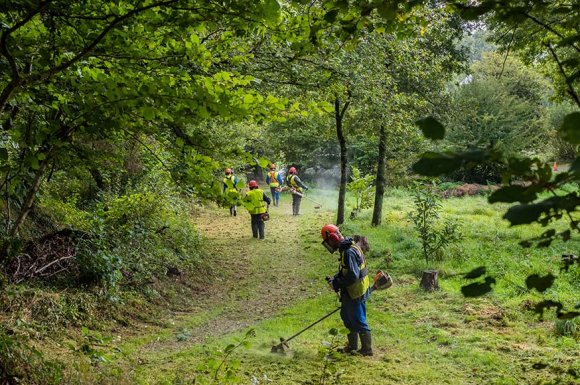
[326,276,338,292]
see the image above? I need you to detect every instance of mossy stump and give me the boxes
[420,270,439,291]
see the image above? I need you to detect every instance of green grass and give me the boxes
[11,189,579,384]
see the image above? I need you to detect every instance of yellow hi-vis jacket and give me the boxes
[223,175,239,199]
[268,171,280,188]
[286,175,304,193]
[242,189,268,214]
[339,244,370,300]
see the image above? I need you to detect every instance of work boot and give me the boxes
[358,331,373,356]
[337,332,358,354]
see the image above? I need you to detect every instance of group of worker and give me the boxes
[222,164,373,357]
[222,164,309,239]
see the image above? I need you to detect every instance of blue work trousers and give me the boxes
[340,298,370,333]
[269,187,280,204]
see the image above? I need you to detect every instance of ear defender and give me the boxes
[326,231,341,243]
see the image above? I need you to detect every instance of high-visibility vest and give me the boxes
[223,175,239,200]
[268,171,280,187]
[243,189,267,214]
[286,175,303,193]
[339,244,370,300]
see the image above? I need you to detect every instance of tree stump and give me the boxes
[420,270,439,291]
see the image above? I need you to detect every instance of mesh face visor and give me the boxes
[321,239,337,253]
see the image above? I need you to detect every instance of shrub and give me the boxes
[76,235,122,290]
[99,191,202,285]
[34,188,202,289]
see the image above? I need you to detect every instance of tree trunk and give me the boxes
[335,97,350,226]
[7,157,51,238]
[372,125,386,226]
[420,270,439,291]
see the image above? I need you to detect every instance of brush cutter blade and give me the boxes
[271,337,288,353]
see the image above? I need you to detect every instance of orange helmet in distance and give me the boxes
[225,168,232,175]
[248,180,259,189]
[288,166,297,174]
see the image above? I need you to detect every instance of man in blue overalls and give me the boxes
[320,224,373,356]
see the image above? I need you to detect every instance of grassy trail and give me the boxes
[99,192,579,385]
[109,194,336,383]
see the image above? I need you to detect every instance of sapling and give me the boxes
[408,184,462,265]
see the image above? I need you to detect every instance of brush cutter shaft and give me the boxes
[279,307,340,344]
[302,194,323,206]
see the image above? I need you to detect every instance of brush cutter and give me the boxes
[292,190,323,209]
[279,187,323,209]
[271,307,341,353]
[270,272,392,353]
[371,270,393,291]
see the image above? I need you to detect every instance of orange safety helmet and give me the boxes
[270,163,276,170]
[225,168,232,175]
[248,180,259,189]
[321,224,341,243]
[288,166,297,174]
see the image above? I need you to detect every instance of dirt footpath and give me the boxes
[191,202,314,339]
[134,196,326,358]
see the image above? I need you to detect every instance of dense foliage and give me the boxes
[0,1,578,382]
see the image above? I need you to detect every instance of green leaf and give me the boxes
[488,185,537,204]
[257,157,270,168]
[503,202,547,225]
[324,9,339,23]
[263,0,281,22]
[29,155,39,170]
[508,157,534,174]
[413,152,461,176]
[142,106,156,120]
[568,70,580,84]
[416,116,445,140]
[559,112,580,144]
[0,148,7,161]
[377,3,396,20]
[525,273,555,293]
